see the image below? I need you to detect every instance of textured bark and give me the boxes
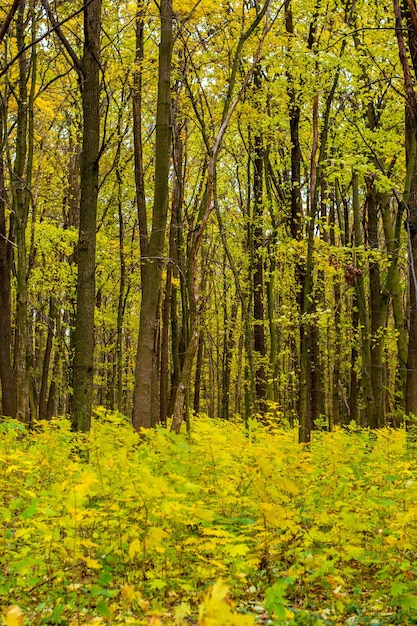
[160,118,183,425]
[393,0,417,420]
[132,0,147,262]
[285,1,302,241]
[252,127,267,414]
[0,97,16,418]
[38,298,56,420]
[13,2,30,423]
[381,201,407,404]
[367,183,384,428]
[221,269,237,421]
[350,299,359,424]
[71,0,102,432]
[310,285,325,426]
[405,121,417,419]
[352,172,374,425]
[193,334,204,415]
[133,0,173,431]
[116,165,126,413]
[329,197,341,426]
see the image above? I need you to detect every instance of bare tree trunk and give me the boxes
[13,1,30,423]
[133,0,173,430]
[39,297,56,420]
[0,95,16,418]
[405,117,417,419]
[71,0,102,431]
[393,0,417,423]
[381,200,407,406]
[252,123,267,414]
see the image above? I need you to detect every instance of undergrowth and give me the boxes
[1,410,417,624]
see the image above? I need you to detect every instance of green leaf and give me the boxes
[399,595,417,610]
[22,500,38,519]
[96,600,111,617]
[390,582,409,598]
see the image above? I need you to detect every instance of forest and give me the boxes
[2,0,417,623]
[2,0,417,439]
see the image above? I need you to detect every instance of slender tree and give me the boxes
[132,0,173,430]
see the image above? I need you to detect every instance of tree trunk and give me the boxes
[133,0,173,430]
[381,200,407,407]
[252,125,267,414]
[39,298,56,420]
[352,172,374,425]
[13,1,30,423]
[393,0,417,423]
[405,116,417,419]
[367,180,385,427]
[0,95,16,418]
[71,0,102,432]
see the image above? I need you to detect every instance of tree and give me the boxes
[393,0,417,423]
[132,0,173,431]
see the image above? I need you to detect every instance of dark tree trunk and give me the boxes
[0,96,16,418]
[13,1,30,423]
[392,0,417,421]
[39,298,56,420]
[252,127,267,414]
[71,0,102,432]
[133,0,173,430]
[405,112,417,419]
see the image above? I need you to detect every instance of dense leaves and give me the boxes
[1,414,417,624]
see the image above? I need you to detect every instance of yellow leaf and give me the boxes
[276,477,300,495]
[210,579,229,603]
[82,556,102,569]
[80,539,99,549]
[74,471,98,496]
[128,538,141,560]
[225,544,250,557]
[138,598,150,611]
[121,584,136,600]
[3,606,24,626]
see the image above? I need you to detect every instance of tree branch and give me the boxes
[393,0,417,118]
[0,0,20,47]
[40,0,83,80]
[0,1,93,79]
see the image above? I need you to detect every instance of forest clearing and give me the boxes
[1,413,417,625]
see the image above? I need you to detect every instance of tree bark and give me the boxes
[71,0,102,432]
[252,122,268,414]
[392,0,417,421]
[0,95,16,418]
[13,1,30,423]
[133,0,173,431]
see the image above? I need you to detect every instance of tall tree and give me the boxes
[132,0,173,430]
[393,0,417,422]
[47,0,103,432]
[12,0,32,423]
[0,93,16,418]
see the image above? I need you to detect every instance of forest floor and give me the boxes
[1,411,417,625]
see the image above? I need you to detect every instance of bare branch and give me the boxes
[40,0,83,79]
[0,0,20,47]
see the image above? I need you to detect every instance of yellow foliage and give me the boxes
[0,415,416,623]
[2,606,23,626]
[198,580,255,626]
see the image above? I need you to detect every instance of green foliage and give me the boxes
[1,414,417,624]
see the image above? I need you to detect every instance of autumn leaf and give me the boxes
[3,606,24,626]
